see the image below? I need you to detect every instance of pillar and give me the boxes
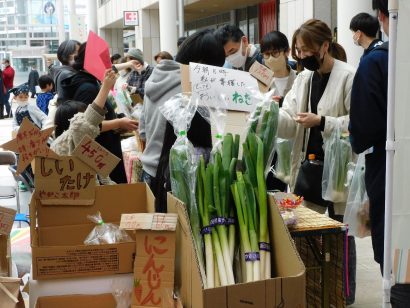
[134,9,160,64]
[159,0,178,56]
[337,0,373,67]
[87,0,98,34]
[56,0,65,44]
[178,0,184,37]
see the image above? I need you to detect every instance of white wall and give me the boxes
[279,0,314,46]
[337,0,373,67]
[135,9,160,64]
[97,0,139,28]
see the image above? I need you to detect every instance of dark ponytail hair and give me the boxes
[72,42,87,71]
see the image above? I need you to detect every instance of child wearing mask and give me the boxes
[11,83,47,132]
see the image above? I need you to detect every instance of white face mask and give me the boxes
[353,32,360,46]
[226,40,247,68]
[265,54,287,72]
[16,100,28,107]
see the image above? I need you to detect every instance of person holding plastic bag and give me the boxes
[138,29,225,212]
[276,19,357,304]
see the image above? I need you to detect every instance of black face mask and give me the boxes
[300,54,321,71]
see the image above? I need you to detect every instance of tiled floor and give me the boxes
[0,97,386,307]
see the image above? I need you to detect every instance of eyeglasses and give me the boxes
[262,50,282,59]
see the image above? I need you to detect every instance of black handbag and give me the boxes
[294,158,328,206]
[293,76,329,207]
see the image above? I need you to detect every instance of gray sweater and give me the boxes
[139,60,181,177]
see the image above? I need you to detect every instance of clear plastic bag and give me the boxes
[322,125,352,203]
[343,153,371,238]
[111,278,132,308]
[84,212,133,245]
[274,138,292,184]
[112,89,133,118]
[159,93,206,283]
[197,94,228,160]
[246,89,279,176]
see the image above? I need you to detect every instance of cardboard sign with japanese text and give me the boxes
[189,62,259,112]
[0,206,16,236]
[1,118,58,175]
[249,60,274,87]
[126,213,177,307]
[133,230,176,307]
[34,156,96,205]
[73,135,120,178]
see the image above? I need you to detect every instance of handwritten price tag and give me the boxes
[120,213,177,231]
[73,135,120,177]
[249,61,274,86]
[0,206,16,235]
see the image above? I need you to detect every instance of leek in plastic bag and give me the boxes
[274,138,292,184]
[246,90,279,177]
[322,125,352,203]
[343,153,370,238]
[159,93,207,286]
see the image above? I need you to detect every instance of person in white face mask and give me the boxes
[349,12,383,58]
[214,24,263,71]
[260,31,297,106]
[10,83,47,133]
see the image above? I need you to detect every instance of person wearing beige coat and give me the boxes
[278,59,355,214]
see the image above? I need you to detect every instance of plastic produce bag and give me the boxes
[274,138,292,184]
[322,125,352,203]
[246,89,279,176]
[197,94,229,160]
[84,212,133,245]
[343,153,370,238]
[159,93,206,283]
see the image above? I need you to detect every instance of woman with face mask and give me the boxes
[261,31,297,106]
[278,19,357,304]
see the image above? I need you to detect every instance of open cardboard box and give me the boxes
[35,293,116,308]
[30,183,155,280]
[168,192,306,308]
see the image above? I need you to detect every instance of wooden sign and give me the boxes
[73,135,120,177]
[1,118,59,174]
[35,156,96,205]
[120,213,178,231]
[189,62,259,112]
[0,206,16,236]
[249,61,274,86]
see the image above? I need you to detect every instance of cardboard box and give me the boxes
[168,193,306,308]
[0,235,11,277]
[35,293,116,308]
[0,277,25,308]
[30,183,155,280]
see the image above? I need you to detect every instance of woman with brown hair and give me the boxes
[154,51,173,64]
[277,19,356,303]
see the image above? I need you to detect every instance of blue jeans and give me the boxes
[141,170,154,188]
[4,89,11,116]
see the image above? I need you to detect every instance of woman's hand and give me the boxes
[295,112,321,128]
[118,117,138,132]
[101,69,118,89]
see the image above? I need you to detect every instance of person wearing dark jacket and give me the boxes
[28,66,39,98]
[349,0,410,306]
[350,12,383,58]
[61,43,138,184]
[49,39,80,99]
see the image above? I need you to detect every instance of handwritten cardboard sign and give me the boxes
[189,62,259,112]
[1,118,59,174]
[0,206,16,236]
[134,230,175,307]
[249,61,274,86]
[73,135,120,178]
[34,156,96,205]
[120,213,178,231]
